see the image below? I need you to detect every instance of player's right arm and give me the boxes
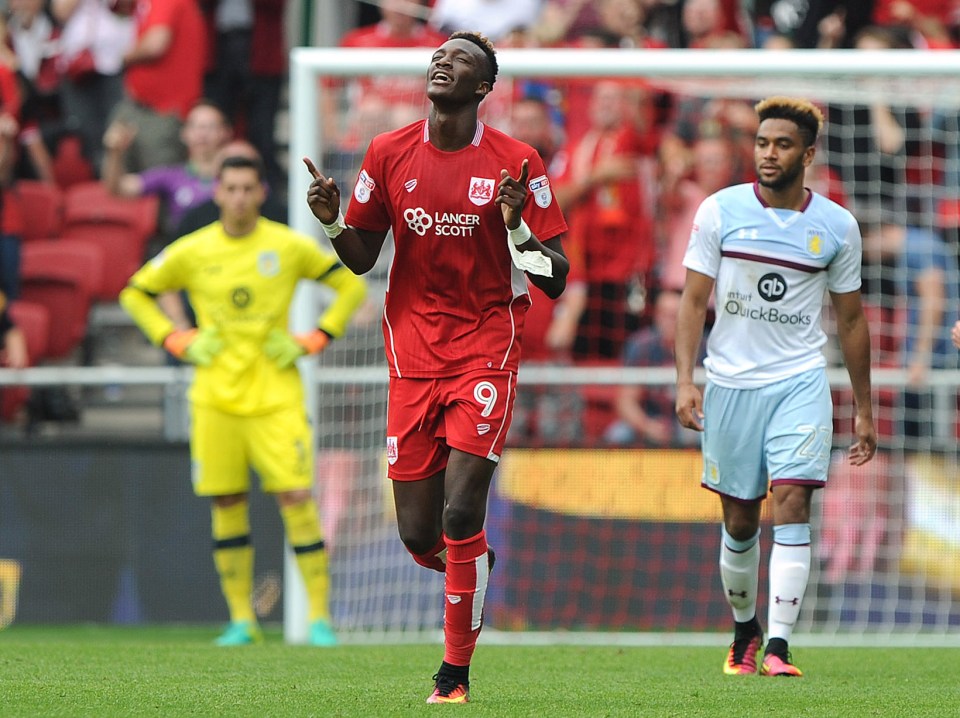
[120,250,222,366]
[303,156,387,275]
[675,196,721,433]
[120,283,174,346]
[675,269,713,432]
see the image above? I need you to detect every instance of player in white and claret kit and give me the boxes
[675,96,877,677]
[304,30,568,703]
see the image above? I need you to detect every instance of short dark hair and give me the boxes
[448,30,498,87]
[188,97,230,125]
[218,154,265,181]
[754,96,824,148]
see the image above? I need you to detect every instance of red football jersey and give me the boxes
[345,120,568,378]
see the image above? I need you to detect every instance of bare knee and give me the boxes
[442,502,484,540]
[724,516,760,542]
[721,496,762,541]
[275,489,312,508]
[397,523,441,556]
[213,492,248,509]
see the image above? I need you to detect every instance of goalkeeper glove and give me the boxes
[264,328,330,369]
[162,327,223,366]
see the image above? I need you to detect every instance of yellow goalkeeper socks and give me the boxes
[211,501,256,624]
[280,499,331,623]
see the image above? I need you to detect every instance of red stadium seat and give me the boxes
[61,182,160,300]
[0,300,51,422]
[52,135,95,189]
[18,240,104,359]
[12,180,65,242]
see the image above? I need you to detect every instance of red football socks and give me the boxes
[442,531,489,667]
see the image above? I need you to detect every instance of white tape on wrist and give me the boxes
[320,211,346,239]
[507,238,553,277]
[507,219,532,246]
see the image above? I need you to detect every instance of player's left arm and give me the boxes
[314,261,368,340]
[497,158,569,299]
[830,288,878,465]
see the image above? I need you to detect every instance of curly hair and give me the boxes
[448,30,498,88]
[754,96,824,148]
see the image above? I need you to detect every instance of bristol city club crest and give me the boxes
[386,436,398,465]
[468,176,495,206]
[354,169,375,204]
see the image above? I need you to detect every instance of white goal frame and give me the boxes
[280,47,960,645]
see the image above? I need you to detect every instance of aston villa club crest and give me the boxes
[806,228,824,256]
[354,169,375,204]
[468,176,495,206]
[529,174,553,208]
[386,436,398,465]
[257,251,280,277]
[705,459,720,485]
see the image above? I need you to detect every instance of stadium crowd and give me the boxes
[0,0,958,448]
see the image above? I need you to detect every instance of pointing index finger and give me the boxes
[302,156,321,180]
[518,158,529,187]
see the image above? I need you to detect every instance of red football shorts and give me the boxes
[386,369,517,481]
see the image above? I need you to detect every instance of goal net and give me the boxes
[288,47,960,642]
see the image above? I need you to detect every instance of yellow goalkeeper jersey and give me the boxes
[121,218,366,416]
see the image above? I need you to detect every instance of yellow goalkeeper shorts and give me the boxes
[190,402,314,496]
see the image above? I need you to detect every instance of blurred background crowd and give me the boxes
[1,0,959,452]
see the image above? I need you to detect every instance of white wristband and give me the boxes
[507,219,532,246]
[320,211,346,239]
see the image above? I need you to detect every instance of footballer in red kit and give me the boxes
[305,31,568,704]
[346,120,566,378]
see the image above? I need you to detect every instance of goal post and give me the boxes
[286,47,960,644]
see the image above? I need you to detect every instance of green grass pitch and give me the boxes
[1,626,957,717]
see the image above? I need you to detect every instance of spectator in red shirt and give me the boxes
[873,0,957,46]
[323,0,446,157]
[554,79,659,362]
[682,0,747,47]
[657,133,740,293]
[554,0,670,149]
[0,62,24,301]
[109,0,206,172]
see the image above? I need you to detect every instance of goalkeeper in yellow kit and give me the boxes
[121,155,366,646]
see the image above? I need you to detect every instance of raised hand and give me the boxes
[102,119,137,153]
[495,158,529,230]
[303,156,341,225]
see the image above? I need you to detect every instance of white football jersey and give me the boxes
[683,182,862,389]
